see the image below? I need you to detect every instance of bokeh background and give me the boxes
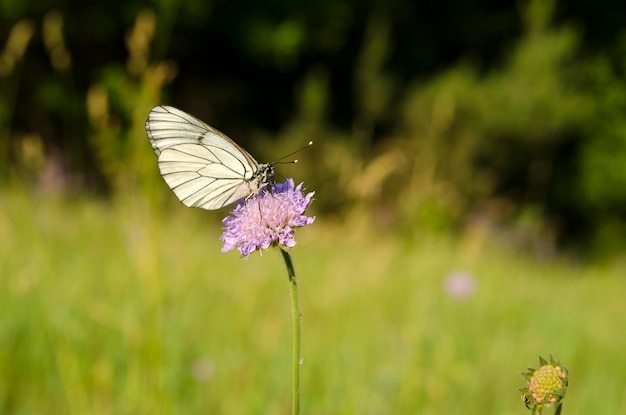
[2,0,626,413]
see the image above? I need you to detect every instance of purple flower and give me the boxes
[220,178,315,256]
[443,270,476,299]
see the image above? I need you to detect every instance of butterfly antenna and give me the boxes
[272,141,313,164]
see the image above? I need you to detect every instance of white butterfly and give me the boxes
[145,105,275,210]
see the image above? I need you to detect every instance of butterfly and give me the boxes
[145,105,276,210]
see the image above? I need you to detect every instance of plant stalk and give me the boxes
[280,248,301,415]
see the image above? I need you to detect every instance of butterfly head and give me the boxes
[257,163,275,188]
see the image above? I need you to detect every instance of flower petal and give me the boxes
[220,179,315,256]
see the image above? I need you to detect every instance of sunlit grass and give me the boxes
[1,188,625,414]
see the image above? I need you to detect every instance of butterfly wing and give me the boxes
[145,105,262,210]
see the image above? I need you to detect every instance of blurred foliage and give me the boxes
[1,0,626,256]
[2,187,626,413]
[391,0,594,252]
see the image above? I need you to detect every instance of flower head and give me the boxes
[520,355,569,411]
[220,178,315,256]
[443,270,476,299]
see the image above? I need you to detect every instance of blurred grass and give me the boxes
[1,187,625,414]
[4,0,626,257]
[3,2,626,412]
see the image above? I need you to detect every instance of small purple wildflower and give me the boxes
[443,270,476,299]
[220,178,315,256]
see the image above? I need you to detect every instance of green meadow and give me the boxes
[2,188,625,414]
[4,2,626,413]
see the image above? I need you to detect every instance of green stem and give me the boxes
[280,248,301,415]
[531,403,563,415]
